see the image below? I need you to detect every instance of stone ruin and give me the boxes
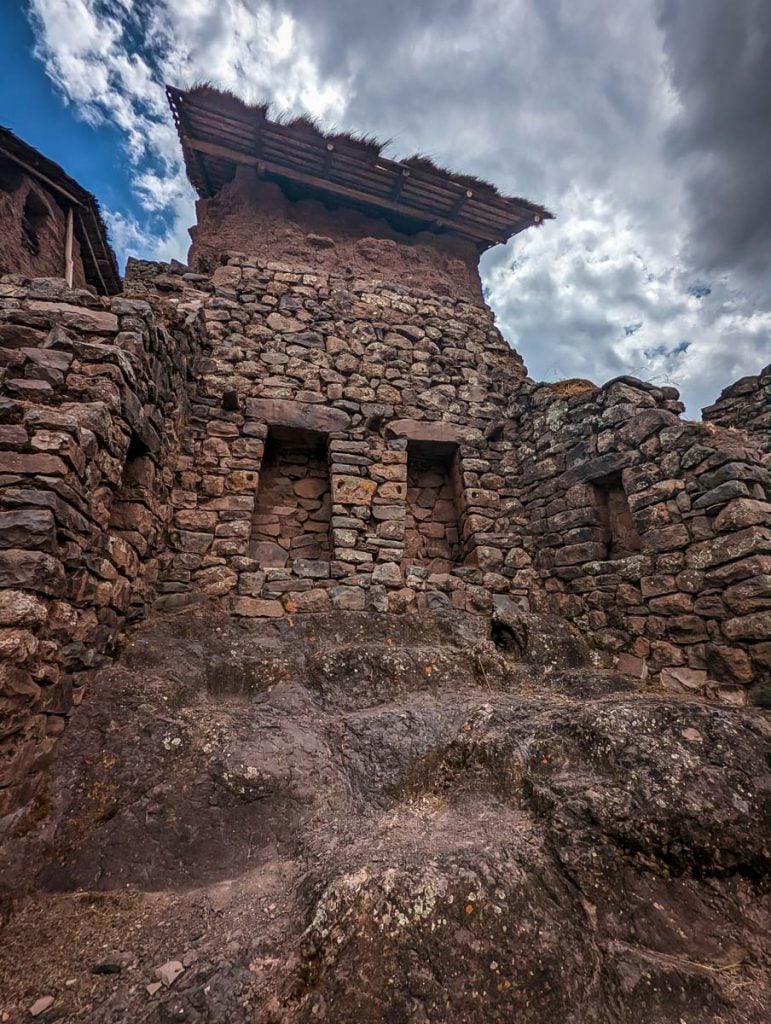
[0,95,770,1024]
[0,86,768,828]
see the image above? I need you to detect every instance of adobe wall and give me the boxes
[0,159,87,287]
[188,168,485,302]
[702,363,770,457]
[0,274,204,823]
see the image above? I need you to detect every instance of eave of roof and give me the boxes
[0,126,121,295]
[167,85,553,250]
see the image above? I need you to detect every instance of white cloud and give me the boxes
[483,187,771,414]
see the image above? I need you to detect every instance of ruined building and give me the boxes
[0,89,769,1023]
[0,127,120,294]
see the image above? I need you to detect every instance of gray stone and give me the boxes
[30,996,55,1017]
[155,960,185,986]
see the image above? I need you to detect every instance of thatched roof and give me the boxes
[167,85,553,249]
[0,126,121,295]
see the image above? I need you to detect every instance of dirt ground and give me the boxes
[0,607,768,1022]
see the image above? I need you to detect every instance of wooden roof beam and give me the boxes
[0,146,84,207]
[182,135,497,243]
[76,209,108,295]
[391,168,410,201]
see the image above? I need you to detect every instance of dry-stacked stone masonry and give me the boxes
[702,362,770,459]
[0,275,204,819]
[1,87,769,824]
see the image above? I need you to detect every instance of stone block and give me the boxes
[0,423,29,448]
[1,452,68,476]
[176,531,213,554]
[332,475,377,504]
[371,561,403,587]
[722,612,769,641]
[616,653,648,679]
[692,480,750,510]
[28,300,119,333]
[660,666,707,692]
[386,419,480,444]
[553,542,607,566]
[330,586,366,610]
[295,478,329,499]
[194,566,238,595]
[250,541,288,567]
[232,596,283,617]
[238,572,266,596]
[641,524,690,553]
[0,550,65,595]
[283,588,331,612]
[648,592,694,615]
[0,510,56,550]
[723,575,771,615]
[687,526,771,570]
[244,396,349,432]
[714,499,771,532]
[0,589,48,627]
[666,615,709,643]
[371,504,404,521]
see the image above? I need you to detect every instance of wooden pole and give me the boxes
[64,205,74,287]
[76,209,108,295]
[0,145,83,207]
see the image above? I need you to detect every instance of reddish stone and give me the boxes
[722,612,769,641]
[640,524,690,553]
[0,549,65,595]
[660,666,707,692]
[687,527,771,570]
[232,596,283,617]
[332,475,377,504]
[295,478,328,499]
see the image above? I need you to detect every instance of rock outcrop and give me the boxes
[0,607,768,1023]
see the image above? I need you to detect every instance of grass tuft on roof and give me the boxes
[168,85,555,240]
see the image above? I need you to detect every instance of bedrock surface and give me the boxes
[0,608,768,1023]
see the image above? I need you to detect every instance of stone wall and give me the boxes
[155,251,534,619]
[500,377,771,702]
[138,252,769,698]
[0,161,86,287]
[0,275,203,822]
[702,363,770,457]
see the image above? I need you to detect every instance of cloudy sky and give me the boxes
[4,1,770,415]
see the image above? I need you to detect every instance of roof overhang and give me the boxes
[167,86,553,251]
